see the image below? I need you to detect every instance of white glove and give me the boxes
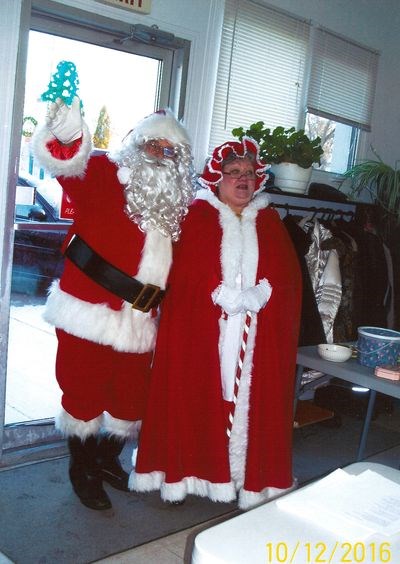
[45,96,83,144]
[241,278,272,313]
[212,284,243,315]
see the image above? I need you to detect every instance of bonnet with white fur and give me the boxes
[198,136,269,194]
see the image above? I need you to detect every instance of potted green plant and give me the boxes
[232,122,323,193]
[341,149,400,223]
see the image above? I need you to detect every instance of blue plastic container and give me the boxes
[357,326,400,368]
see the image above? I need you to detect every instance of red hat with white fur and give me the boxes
[130,108,191,146]
[198,136,268,192]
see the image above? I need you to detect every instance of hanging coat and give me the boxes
[130,190,302,509]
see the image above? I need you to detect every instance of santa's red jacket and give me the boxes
[32,124,172,354]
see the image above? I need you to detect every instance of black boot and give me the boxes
[96,435,130,492]
[68,435,112,510]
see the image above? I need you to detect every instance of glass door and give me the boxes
[2,6,189,464]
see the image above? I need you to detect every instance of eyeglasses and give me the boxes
[143,140,176,158]
[222,169,256,180]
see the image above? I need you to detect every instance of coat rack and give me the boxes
[270,202,355,220]
[266,191,357,220]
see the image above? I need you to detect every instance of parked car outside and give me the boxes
[12,174,71,299]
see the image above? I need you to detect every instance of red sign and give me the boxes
[60,191,75,220]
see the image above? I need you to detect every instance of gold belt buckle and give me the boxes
[132,283,161,312]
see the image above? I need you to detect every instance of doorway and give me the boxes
[2,5,189,464]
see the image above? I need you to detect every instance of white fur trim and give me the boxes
[31,121,92,178]
[55,408,103,439]
[129,470,162,491]
[229,315,257,488]
[238,481,297,510]
[218,198,261,288]
[129,470,236,503]
[102,412,141,440]
[135,229,172,289]
[129,108,191,146]
[209,190,263,487]
[44,281,157,353]
[116,166,131,185]
[132,445,138,467]
[202,189,272,494]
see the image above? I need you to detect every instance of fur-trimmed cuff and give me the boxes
[238,481,296,510]
[31,121,92,178]
[55,408,103,439]
[102,412,141,440]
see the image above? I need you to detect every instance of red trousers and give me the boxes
[56,329,152,422]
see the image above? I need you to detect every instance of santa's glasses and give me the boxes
[143,139,176,159]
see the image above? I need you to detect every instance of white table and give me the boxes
[191,462,400,564]
[295,345,400,460]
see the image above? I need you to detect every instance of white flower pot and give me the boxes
[270,162,312,194]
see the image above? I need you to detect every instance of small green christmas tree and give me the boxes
[40,61,80,107]
[93,106,111,149]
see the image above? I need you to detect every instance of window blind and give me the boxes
[307,27,379,131]
[209,0,310,152]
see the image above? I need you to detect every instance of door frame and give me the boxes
[0,0,190,468]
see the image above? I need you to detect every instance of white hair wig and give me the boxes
[110,112,195,241]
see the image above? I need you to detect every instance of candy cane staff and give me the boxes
[226,309,252,438]
[130,136,303,510]
[31,98,196,510]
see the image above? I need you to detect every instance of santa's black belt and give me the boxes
[64,234,165,312]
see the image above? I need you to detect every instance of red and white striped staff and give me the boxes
[226,310,252,438]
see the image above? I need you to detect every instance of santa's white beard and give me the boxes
[112,146,194,241]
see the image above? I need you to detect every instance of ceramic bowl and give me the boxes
[317,343,352,362]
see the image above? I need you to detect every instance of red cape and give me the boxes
[133,193,302,508]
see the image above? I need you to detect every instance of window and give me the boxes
[22,30,162,171]
[210,1,379,175]
[306,27,379,173]
[305,114,359,173]
[209,0,310,151]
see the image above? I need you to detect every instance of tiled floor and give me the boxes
[93,519,221,564]
[1,530,188,564]
[0,506,228,564]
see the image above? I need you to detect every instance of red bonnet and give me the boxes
[198,136,268,193]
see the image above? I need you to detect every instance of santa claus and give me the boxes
[31,97,195,510]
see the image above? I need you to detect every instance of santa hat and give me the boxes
[198,136,269,193]
[129,108,191,146]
